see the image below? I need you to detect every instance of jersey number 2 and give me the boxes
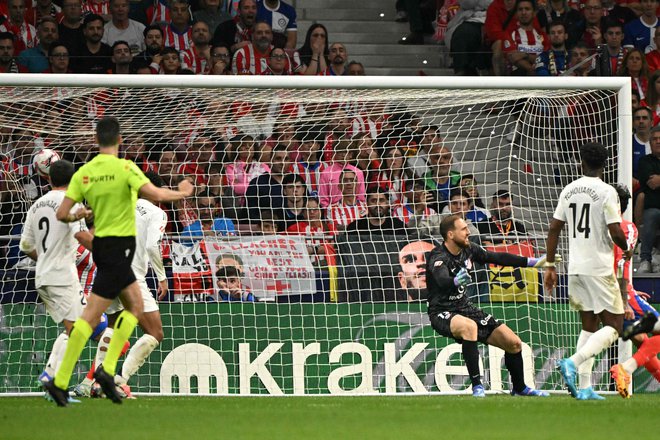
[38,217,50,252]
[569,203,591,238]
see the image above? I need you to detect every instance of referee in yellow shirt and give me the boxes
[44,117,193,406]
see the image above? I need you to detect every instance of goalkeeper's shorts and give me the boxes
[429,306,502,343]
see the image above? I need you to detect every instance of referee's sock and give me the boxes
[462,340,482,387]
[102,310,138,376]
[505,351,526,393]
[54,318,93,390]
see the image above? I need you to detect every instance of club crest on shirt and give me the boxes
[465,259,472,270]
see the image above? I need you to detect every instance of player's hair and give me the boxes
[96,116,121,147]
[579,142,608,170]
[83,13,104,28]
[440,214,462,240]
[49,159,75,187]
[216,265,241,280]
[144,170,164,188]
[612,183,631,213]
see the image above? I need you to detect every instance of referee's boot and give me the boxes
[622,312,658,341]
[94,365,123,404]
[43,380,69,407]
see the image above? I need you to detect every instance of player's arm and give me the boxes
[74,230,94,251]
[543,218,564,295]
[55,196,92,223]
[428,254,472,288]
[608,222,632,260]
[147,210,168,299]
[138,179,194,203]
[19,209,37,260]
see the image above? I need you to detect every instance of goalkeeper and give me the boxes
[427,214,552,398]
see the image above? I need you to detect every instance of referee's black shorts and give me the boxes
[429,306,502,344]
[92,236,136,299]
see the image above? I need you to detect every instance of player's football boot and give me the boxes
[622,312,658,341]
[93,365,123,404]
[609,364,631,399]
[117,383,135,400]
[37,371,52,385]
[576,387,605,400]
[472,384,486,398]
[73,381,92,398]
[557,358,578,398]
[43,380,70,407]
[510,386,549,397]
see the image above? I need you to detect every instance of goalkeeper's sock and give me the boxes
[575,330,594,389]
[119,334,160,383]
[462,340,482,387]
[54,318,93,390]
[504,351,526,393]
[44,332,68,378]
[101,310,138,376]
[93,328,113,372]
[627,334,660,376]
[643,356,660,381]
[570,326,618,367]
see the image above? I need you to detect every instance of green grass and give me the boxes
[1,394,655,440]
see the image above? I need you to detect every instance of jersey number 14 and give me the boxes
[569,203,591,238]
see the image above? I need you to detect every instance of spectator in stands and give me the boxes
[423,143,461,213]
[232,20,273,74]
[287,197,336,266]
[0,0,37,55]
[245,144,289,223]
[645,72,660,122]
[446,189,481,237]
[566,41,593,76]
[70,14,112,74]
[620,48,650,100]
[289,126,325,196]
[45,41,71,73]
[225,134,270,205]
[256,0,297,49]
[123,134,156,172]
[327,169,367,230]
[133,24,164,71]
[163,0,193,52]
[28,0,60,27]
[646,27,660,73]
[216,266,255,302]
[263,46,291,74]
[155,147,179,188]
[275,173,307,230]
[397,0,435,44]
[478,189,527,243]
[601,0,637,28]
[573,0,604,51]
[535,21,570,76]
[297,23,329,75]
[536,0,580,39]
[109,39,133,73]
[459,174,487,210]
[636,125,660,273]
[58,0,84,51]
[17,16,58,73]
[594,20,626,76]
[407,124,440,179]
[182,190,236,239]
[212,0,256,53]
[83,0,111,21]
[159,46,193,74]
[182,20,212,73]
[444,0,491,76]
[633,106,653,193]
[194,0,231,36]
[0,32,24,73]
[353,132,379,186]
[504,0,550,76]
[375,146,406,205]
[208,43,232,74]
[347,61,365,75]
[623,0,658,52]
[103,0,146,55]
[485,0,518,75]
[258,209,280,234]
[345,186,407,235]
[327,42,348,75]
[318,137,366,208]
[393,179,438,227]
[441,185,489,225]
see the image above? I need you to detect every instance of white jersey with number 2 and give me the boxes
[553,176,621,276]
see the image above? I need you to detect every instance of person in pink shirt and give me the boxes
[317,136,365,208]
[224,134,270,204]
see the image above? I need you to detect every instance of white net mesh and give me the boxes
[0,80,632,395]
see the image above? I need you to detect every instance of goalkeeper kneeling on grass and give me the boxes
[426,214,556,397]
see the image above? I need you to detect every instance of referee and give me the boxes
[44,117,193,406]
[427,214,552,398]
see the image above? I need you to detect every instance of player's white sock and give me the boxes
[655,321,660,333]
[120,334,160,383]
[622,357,638,375]
[570,326,618,367]
[44,332,68,377]
[94,327,113,370]
[575,330,594,389]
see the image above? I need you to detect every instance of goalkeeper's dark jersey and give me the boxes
[426,242,528,316]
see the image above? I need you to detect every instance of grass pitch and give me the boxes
[2,394,654,440]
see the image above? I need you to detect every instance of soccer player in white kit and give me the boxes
[544,142,633,400]
[19,160,94,392]
[105,171,169,391]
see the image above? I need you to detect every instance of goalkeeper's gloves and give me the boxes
[527,253,562,268]
[453,268,472,287]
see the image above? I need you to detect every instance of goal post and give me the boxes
[0,75,638,396]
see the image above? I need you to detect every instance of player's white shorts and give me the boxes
[568,274,624,314]
[37,282,84,324]
[106,280,158,315]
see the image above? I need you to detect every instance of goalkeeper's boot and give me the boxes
[37,371,52,386]
[576,387,605,401]
[510,386,549,397]
[609,364,631,399]
[73,381,92,398]
[472,384,486,398]
[43,380,70,407]
[557,358,578,398]
[622,312,658,341]
[93,365,123,404]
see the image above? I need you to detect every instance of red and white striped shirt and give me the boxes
[82,0,110,16]
[503,27,549,55]
[614,219,639,297]
[0,20,37,54]
[26,4,61,27]
[76,244,96,297]
[287,221,337,263]
[163,24,193,51]
[326,200,367,228]
[392,204,436,225]
[1,156,32,177]
[232,43,272,75]
[350,116,379,140]
[145,0,170,25]
[289,161,326,196]
[181,46,208,74]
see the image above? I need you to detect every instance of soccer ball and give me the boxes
[32,148,61,178]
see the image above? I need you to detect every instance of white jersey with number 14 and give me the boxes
[553,176,621,276]
[132,198,167,281]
